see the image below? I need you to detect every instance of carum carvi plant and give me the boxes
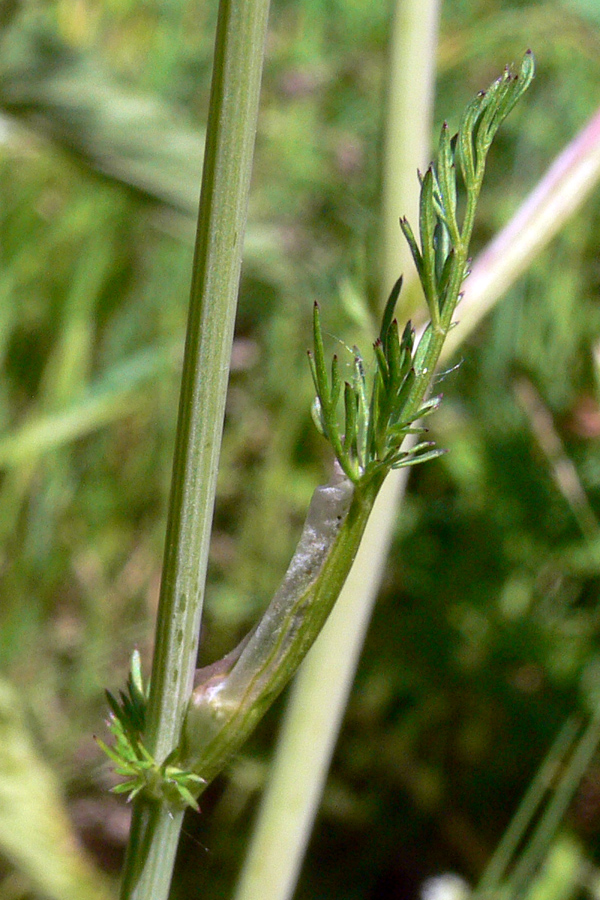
[104,51,534,898]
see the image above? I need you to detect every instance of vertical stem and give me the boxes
[232,4,440,899]
[146,0,270,767]
[382,0,442,313]
[473,718,580,900]
[119,1,270,898]
[505,707,600,900]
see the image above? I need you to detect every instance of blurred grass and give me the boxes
[1,1,600,898]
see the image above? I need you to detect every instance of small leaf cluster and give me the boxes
[401,49,534,333]
[105,648,146,743]
[309,283,445,484]
[97,651,204,810]
[309,52,534,485]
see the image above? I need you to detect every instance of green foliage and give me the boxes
[96,57,533,833]
[309,285,446,482]
[1,3,600,900]
[310,54,534,485]
[104,649,146,749]
[98,651,203,810]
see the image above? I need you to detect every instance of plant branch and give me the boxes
[181,55,534,801]
[232,3,441,895]
[230,67,600,900]
[117,1,270,898]
[232,43,539,900]
[235,0,440,900]
[181,472,384,783]
[107,39,544,900]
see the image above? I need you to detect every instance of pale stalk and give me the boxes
[233,70,600,900]
[233,2,440,898]
[119,1,270,898]
[444,104,600,359]
[231,470,412,900]
[382,0,442,312]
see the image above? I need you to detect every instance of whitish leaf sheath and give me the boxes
[181,467,384,786]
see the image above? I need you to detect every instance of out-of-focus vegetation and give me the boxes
[1,1,600,899]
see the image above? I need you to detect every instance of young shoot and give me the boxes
[310,51,534,486]
[101,53,534,813]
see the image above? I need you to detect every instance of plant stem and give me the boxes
[472,717,580,900]
[118,1,270,898]
[382,0,442,318]
[232,3,441,898]
[503,707,600,900]
[231,468,414,900]
[473,717,580,900]
[182,475,384,786]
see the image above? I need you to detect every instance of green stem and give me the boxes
[399,134,484,428]
[235,76,600,900]
[505,707,600,900]
[231,466,415,900]
[118,0,270,897]
[230,79,600,900]
[182,475,384,788]
[473,717,580,900]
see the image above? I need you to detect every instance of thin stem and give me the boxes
[119,807,185,900]
[146,0,270,764]
[506,707,600,900]
[474,717,580,900]
[118,1,270,898]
